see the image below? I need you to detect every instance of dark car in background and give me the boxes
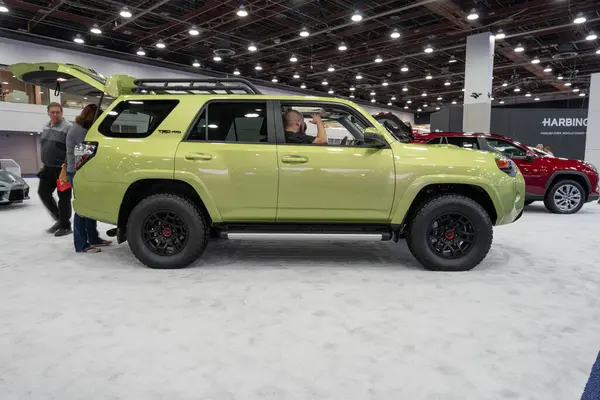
[0,170,30,206]
[412,132,599,214]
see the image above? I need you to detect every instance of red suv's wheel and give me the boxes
[544,180,585,214]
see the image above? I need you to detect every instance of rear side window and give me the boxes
[446,137,480,149]
[187,101,268,143]
[98,100,179,138]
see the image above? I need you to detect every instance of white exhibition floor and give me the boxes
[1,179,600,400]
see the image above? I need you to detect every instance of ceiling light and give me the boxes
[255,63,262,70]
[119,6,132,18]
[0,1,9,12]
[351,10,362,22]
[371,99,376,103]
[402,86,408,92]
[390,28,401,39]
[189,26,200,36]
[534,97,540,101]
[424,44,434,53]
[531,57,540,64]
[586,31,598,41]
[290,54,298,62]
[461,88,465,91]
[248,43,257,52]
[387,102,392,106]
[423,104,428,108]
[328,89,334,94]
[437,96,442,101]
[449,55,457,63]
[73,34,85,44]
[452,100,457,104]
[1,81,9,84]
[543,65,552,72]
[579,92,586,97]
[407,100,412,104]
[466,8,479,20]
[355,72,363,80]
[236,5,248,17]
[514,43,524,52]
[272,77,278,83]
[213,55,222,62]
[370,91,376,96]
[349,86,356,91]
[382,81,389,86]
[525,92,532,97]
[425,73,432,80]
[499,100,505,104]
[490,97,495,100]
[233,68,241,76]
[495,29,506,40]
[417,108,422,112]
[596,49,600,54]
[299,27,310,37]
[136,48,146,56]
[401,64,409,72]
[564,82,572,87]
[557,74,563,80]
[192,60,201,68]
[421,92,427,97]
[293,72,300,79]
[435,106,440,110]
[391,96,397,101]
[349,94,355,98]
[300,83,306,89]
[573,87,580,92]
[322,79,328,86]
[327,65,335,72]
[573,12,586,24]
[513,87,521,92]
[404,105,409,109]
[502,81,508,86]
[155,41,166,49]
[90,24,102,35]
[338,42,348,51]
[374,55,383,63]
[444,80,451,86]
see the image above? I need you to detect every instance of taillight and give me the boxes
[495,157,517,177]
[74,141,98,170]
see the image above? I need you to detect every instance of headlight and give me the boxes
[495,157,517,177]
[585,162,597,173]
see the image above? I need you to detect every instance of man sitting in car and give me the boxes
[284,110,328,144]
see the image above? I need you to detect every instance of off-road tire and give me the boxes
[524,200,535,206]
[544,179,585,214]
[406,194,493,271]
[127,193,209,269]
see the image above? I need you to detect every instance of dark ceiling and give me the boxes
[0,0,599,111]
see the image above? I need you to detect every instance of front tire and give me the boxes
[406,195,493,271]
[127,194,209,269]
[544,180,585,214]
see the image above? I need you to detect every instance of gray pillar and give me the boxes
[585,73,600,168]
[463,32,495,133]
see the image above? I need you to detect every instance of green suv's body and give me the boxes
[11,63,525,271]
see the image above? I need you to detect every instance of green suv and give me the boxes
[12,62,525,271]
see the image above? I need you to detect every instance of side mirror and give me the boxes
[526,153,535,162]
[363,128,387,147]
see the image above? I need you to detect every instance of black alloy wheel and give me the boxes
[142,210,189,255]
[427,212,475,259]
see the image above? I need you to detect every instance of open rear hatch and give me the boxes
[8,62,135,98]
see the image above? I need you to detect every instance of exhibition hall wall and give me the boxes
[430,106,588,161]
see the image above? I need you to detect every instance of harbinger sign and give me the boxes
[542,118,588,127]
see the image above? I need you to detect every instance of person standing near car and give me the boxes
[64,104,112,253]
[38,102,73,236]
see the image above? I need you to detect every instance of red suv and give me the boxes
[374,113,599,214]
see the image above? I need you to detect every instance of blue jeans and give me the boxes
[67,172,99,252]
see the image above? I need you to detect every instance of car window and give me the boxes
[98,100,179,138]
[281,103,372,146]
[187,101,268,143]
[487,138,528,158]
[445,137,480,149]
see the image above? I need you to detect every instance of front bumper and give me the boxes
[0,184,30,204]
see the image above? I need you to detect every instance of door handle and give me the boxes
[281,155,309,164]
[185,152,213,161]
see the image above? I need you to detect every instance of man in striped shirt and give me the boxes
[38,102,73,236]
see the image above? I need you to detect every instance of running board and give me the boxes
[224,232,391,241]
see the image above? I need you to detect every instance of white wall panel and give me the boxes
[0,132,40,174]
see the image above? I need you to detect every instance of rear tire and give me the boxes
[127,193,209,269]
[544,179,585,214]
[406,194,493,271]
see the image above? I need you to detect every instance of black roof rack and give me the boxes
[132,78,262,95]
